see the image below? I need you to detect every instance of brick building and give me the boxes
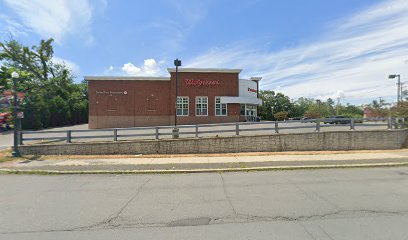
[86,68,262,129]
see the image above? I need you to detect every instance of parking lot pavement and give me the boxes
[0,131,13,150]
[17,121,390,145]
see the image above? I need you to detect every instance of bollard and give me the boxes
[113,129,118,141]
[400,118,405,129]
[316,119,321,132]
[350,118,355,130]
[275,121,279,133]
[235,123,240,135]
[195,125,199,137]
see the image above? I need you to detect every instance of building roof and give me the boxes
[84,76,170,81]
[167,68,242,73]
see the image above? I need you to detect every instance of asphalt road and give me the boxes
[0,121,389,148]
[1,167,408,239]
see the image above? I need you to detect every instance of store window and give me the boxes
[246,104,257,116]
[240,104,245,115]
[240,104,257,116]
[177,97,189,116]
[196,97,208,116]
[215,97,227,116]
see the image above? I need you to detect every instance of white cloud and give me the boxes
[52,57,80,75]
[121,59,162,76]
[186,0,408,104]
[1,0,106,43]
[142,59,160,75]
[0,14,28,37]
[122,63,141,75]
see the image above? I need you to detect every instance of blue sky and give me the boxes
[1,0,408,104]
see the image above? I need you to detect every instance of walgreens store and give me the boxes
[86,68,262,129]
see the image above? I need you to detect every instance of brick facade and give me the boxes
[87,69,259,129]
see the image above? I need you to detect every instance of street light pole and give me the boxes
[11,71,20,157]
[389,74,401,107]
[173,58,181,138]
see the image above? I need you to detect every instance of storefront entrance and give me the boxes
[240,104,258,122]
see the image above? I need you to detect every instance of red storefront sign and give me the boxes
[247,87,257,93]
[185,79,220,87]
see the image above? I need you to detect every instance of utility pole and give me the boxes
[400,82,404,106]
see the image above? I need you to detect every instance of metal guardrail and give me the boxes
[18,117,406,145]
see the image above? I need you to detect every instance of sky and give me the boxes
[1,0,407,104]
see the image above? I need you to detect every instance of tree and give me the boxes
[259,90,293,120]
[0,38,88,129]
[274,111,288,121]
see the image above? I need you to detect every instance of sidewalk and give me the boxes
[1,149,408,174]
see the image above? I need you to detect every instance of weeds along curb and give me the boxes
[1,162,408,175]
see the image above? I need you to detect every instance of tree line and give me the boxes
[258,90,405,121]
[0,38,88,130]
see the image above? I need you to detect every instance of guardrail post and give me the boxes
[316,119,321,132]
[18,131,23,145]
[66,130,71,143]
[113,129,118,141]
[235,123,240,135]
[387,117,392,129]
[195,125,199,138]
[274,121,279,133]
[155,127,159,140]
[350,118,355,130]
[394,117,399,129]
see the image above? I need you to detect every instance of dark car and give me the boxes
[323,116,351,124]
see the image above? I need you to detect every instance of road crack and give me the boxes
[76,176,153,230]
[219,173,237,215]
[2,209,408,235]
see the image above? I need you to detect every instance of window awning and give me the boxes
[220,97,262,105]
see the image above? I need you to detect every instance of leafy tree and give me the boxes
[259,90,293,120]
[0,38,88,129]
[274,111,288,121]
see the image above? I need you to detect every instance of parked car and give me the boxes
[300,117,313,123]
[323,116,351,124]
[288,117,301,120]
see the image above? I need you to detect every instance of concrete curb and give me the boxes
[1,162,408,175]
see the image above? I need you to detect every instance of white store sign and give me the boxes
[239,79,257,98]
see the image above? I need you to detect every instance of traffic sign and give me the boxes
[17,112,24,119]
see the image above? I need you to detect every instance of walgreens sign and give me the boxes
[185,79,220,87]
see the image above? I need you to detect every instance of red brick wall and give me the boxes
[89,80,171,116]
[88,71,241,128]
[169,72,240,124]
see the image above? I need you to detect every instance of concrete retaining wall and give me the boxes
[19,129,408,155]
